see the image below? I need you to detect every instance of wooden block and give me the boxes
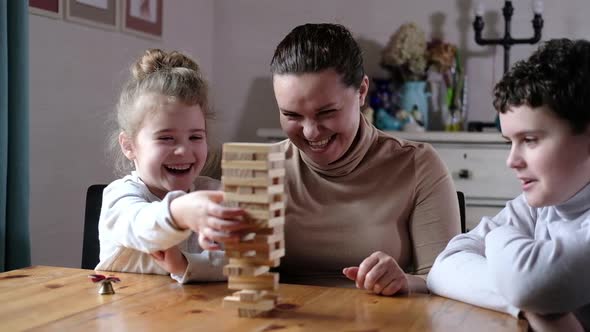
[228,257,281,268]
[239,232,257,241]
[238,308,270,318]
[222,142,283,153]
[225,250,257,259]
[270,160,285,169]
[228,248,284,263]
[246,209,284,221]
[224,192,284,204]
[266,152,286,162]
[222,295,275,311]
[256,169,285,178]
[224,169,284,179]
[228,273,279,291]
[223,264,269,277]
[233,289,275,302]
[254,257,281,268]
[250,232,284,244]
[236,186,255,194]
[224,236,283,253]
[222,152,255,161]
[240,201,285,214]
[222,152,285,162]
[254,216,285,228]
[261,291,279,303]
[224,152,256,161]
[223,184,283,196]
[222,168,254,178]
[221,176,277,187]
[255,225,284,237]
[221,160,273,171]
[238,229,284,243]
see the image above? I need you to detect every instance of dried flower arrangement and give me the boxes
[381,22,428,82]
[375,22,465,131]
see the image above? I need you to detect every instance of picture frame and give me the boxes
[65,0,120,31]
[29,0,63,19]
[122,0,162,39]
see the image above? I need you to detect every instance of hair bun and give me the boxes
[131,48,200,80]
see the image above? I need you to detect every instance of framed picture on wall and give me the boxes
[65,0,120,31]
[29,0,63,19]
[122,0,163,39]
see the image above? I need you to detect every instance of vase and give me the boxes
[369,78,393,111]
[400,81,429,129]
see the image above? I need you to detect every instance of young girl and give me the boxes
[427,39,590,331]
[96,49,249,283]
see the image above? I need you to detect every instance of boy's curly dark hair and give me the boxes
[493,38,590,134]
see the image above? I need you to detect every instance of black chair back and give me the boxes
[80,186,468,269]
[82,184,107,269]
[457,191,466,233]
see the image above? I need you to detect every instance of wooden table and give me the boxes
[0,266,527,331]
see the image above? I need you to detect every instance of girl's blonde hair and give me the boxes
[109,49,213,176]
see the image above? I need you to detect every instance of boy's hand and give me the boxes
[342,251,409,296]
[151,246,188,276]
[523,312,584,332]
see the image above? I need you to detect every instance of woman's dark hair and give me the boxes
[270,23,365,89]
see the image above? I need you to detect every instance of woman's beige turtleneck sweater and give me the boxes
[277,114,461,286]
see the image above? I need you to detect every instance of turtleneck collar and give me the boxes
[299,113,378,177]
[554,182,590,220]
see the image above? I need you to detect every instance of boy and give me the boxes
[427,38,590,331]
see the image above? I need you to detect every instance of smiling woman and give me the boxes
[269,23,461,296]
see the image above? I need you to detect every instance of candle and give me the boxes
[474,1,485,17]
[532,0,544,14]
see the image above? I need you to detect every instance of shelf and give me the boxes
[256,128,506,144]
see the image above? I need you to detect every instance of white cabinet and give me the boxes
[256,129,521,231]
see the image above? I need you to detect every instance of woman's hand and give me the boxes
[170,191,252,250]
[523,312,584,332]
[342,251,409,296]
[151,246,188,276]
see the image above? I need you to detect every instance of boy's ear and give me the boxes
[119,132,135,160]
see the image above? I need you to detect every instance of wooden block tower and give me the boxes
[220,143,286,317]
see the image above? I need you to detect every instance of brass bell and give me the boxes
[98,281,115,295]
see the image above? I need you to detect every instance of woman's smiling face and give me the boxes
[273,69,368,166]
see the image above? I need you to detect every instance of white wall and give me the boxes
[29,0,214,267]
[210,0,590,142]
[30,0,590,268]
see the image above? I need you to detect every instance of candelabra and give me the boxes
[473,0,544,73]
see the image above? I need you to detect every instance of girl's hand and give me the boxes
[170,191,252,250]
[151,246,188,276]
[342,251,409,296]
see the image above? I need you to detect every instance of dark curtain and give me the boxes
[0,0,31,272]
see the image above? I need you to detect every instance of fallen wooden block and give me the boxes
[222,295,275,311]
